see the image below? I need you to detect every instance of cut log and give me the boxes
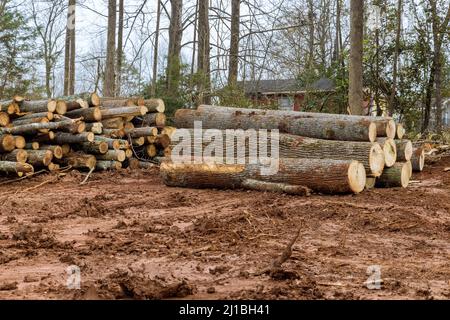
[78,141,109,155]
[197,105,394,139]
[0,112,10,126]
[25,142,40,150]
[48,163,60,172]
[96,160,123,171]
[406,160,413,178]
[14,136,26,149]
[375,162,410,188]
[65,107,102,122]
[96,150,126,162]
[142,113,166,127]
[175,109,377,142]
[136,160,157,169]
[395,139,413,161]
[39,145,64,159]
[55,100,68,115]
[125,149,133,159]
[102,117,125,129]
[143,99,165,113]
[102,128,125,138]
[12,116,49,127]
[17,112,54,121]
[146,144,157,157]
[0,161,34,176]
[54,132,95,144]
[153,134,172,149]
[61,153,97,170]
[365,177,376,190]
[85,122,103,134]
[160,158,367,194]
[132,137,145,147]
[100,106,148,120]
[396,124,406,140]
[411,148,425,172]
[241,179,311,195]
[61,144,71,156]
[170,130,385,177]
[0,149,28,163]
[0,135,16,152]
[20,100,57,113]
[124,127,158,138]
[32,132,55,144]
[26,150,53,167]
[63,98,89,111]
[101,99,135,108]
[124,122,134,130]
[376,138,397,167]
[0,119,77,136]
[161,126,177,138]
[94,136,129,150]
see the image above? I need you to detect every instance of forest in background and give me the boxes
[0,0,449,134]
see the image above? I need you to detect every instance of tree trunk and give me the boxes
[0,119,77,136]
[96,150,126,162]
[65,107,102,122]
[20,100,57,113]
[161,158,367,194]
[96,160,122,171]
[348,0,364,115]
[375,162,410,188]
[14,136,26,149]
[78,141,109,155]
[95,136,129,150]
[174,109,377,142]
[395,139,413,161]
[388,0,402,116]
[141,113,167,127]
[0,161,34,176]
[376,138,397,167]
[171,129,385,176]
[142,99,166,113]
[61,153,97,170]
[197,105,396,138]
[104,0,117,97]
[39,145,64,159]
[26,150,53,167]
[197,0,211,104]
[85,122,103,134]
[124,127,158,138]
[151,0,162,96]
[54,132,95,144]
[228,0,240,86]
[100,106,148,120]
[0,150,28,163]
[166,0,183,94]
[116,0,124,96]
[411,148,425,172]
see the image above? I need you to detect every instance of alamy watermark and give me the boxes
[171,121,280,176]
[365,265,382,290]
[67,5,76,30]
[66,265,81,290]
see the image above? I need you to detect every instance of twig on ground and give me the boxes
[80,167,95,185]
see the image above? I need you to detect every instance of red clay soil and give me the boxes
[0,157,449,300]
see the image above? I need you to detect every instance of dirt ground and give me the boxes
[0,156,449,300]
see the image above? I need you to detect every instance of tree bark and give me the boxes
[375,162,410,188]
[151,0,162,96]
[228,0,240,86]
[116,0,124,96]
[175,109,377,142]
[104,0,117,97]
[26,150,53,167]
[161,158,367,194]
[411,147,425,172]
[20,100,57,113]
[395,139,413,161]
[100,106,148,120]
[54,132,95,144]
[65,107,102,122]
[124,127,158,138]
[96,160,122,171]
[96,150,126,162]
[388,0,402,116]
[0,161,34,176]
[348,0,364,115]
[197,0,211,104]
[197,105,396,138]
[0,150,28,163]
[166,0,183,93]
[0,119,77,136]
[77,141,109,155]
[39,145,64,159]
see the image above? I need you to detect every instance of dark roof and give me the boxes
[237,78,335,95]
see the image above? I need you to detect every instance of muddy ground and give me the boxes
[0,156,448,300]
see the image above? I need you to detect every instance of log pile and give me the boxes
[0,94,167,176]
[160,105,426,195]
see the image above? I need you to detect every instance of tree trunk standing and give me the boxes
[348,0,364,115]
[64,0,76,96]
[116,0,124,97]
[104,0,117,97]
[166,0,183,94]
[389,0,402,117]
[190,0,199,85]
[151,0,162,96]
[69,0,76,95]
[228,0,240,86]
[197,0,211,104]
[307,0,315,69]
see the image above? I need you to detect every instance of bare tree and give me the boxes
[389,0,402,116]
[64,0,76,96]
[151,0,162,96]
[116,0,124,96]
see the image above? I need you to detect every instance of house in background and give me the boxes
[236,78,336,111]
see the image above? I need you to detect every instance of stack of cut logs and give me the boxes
[160,105,426,195]
[0,94,169,177]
